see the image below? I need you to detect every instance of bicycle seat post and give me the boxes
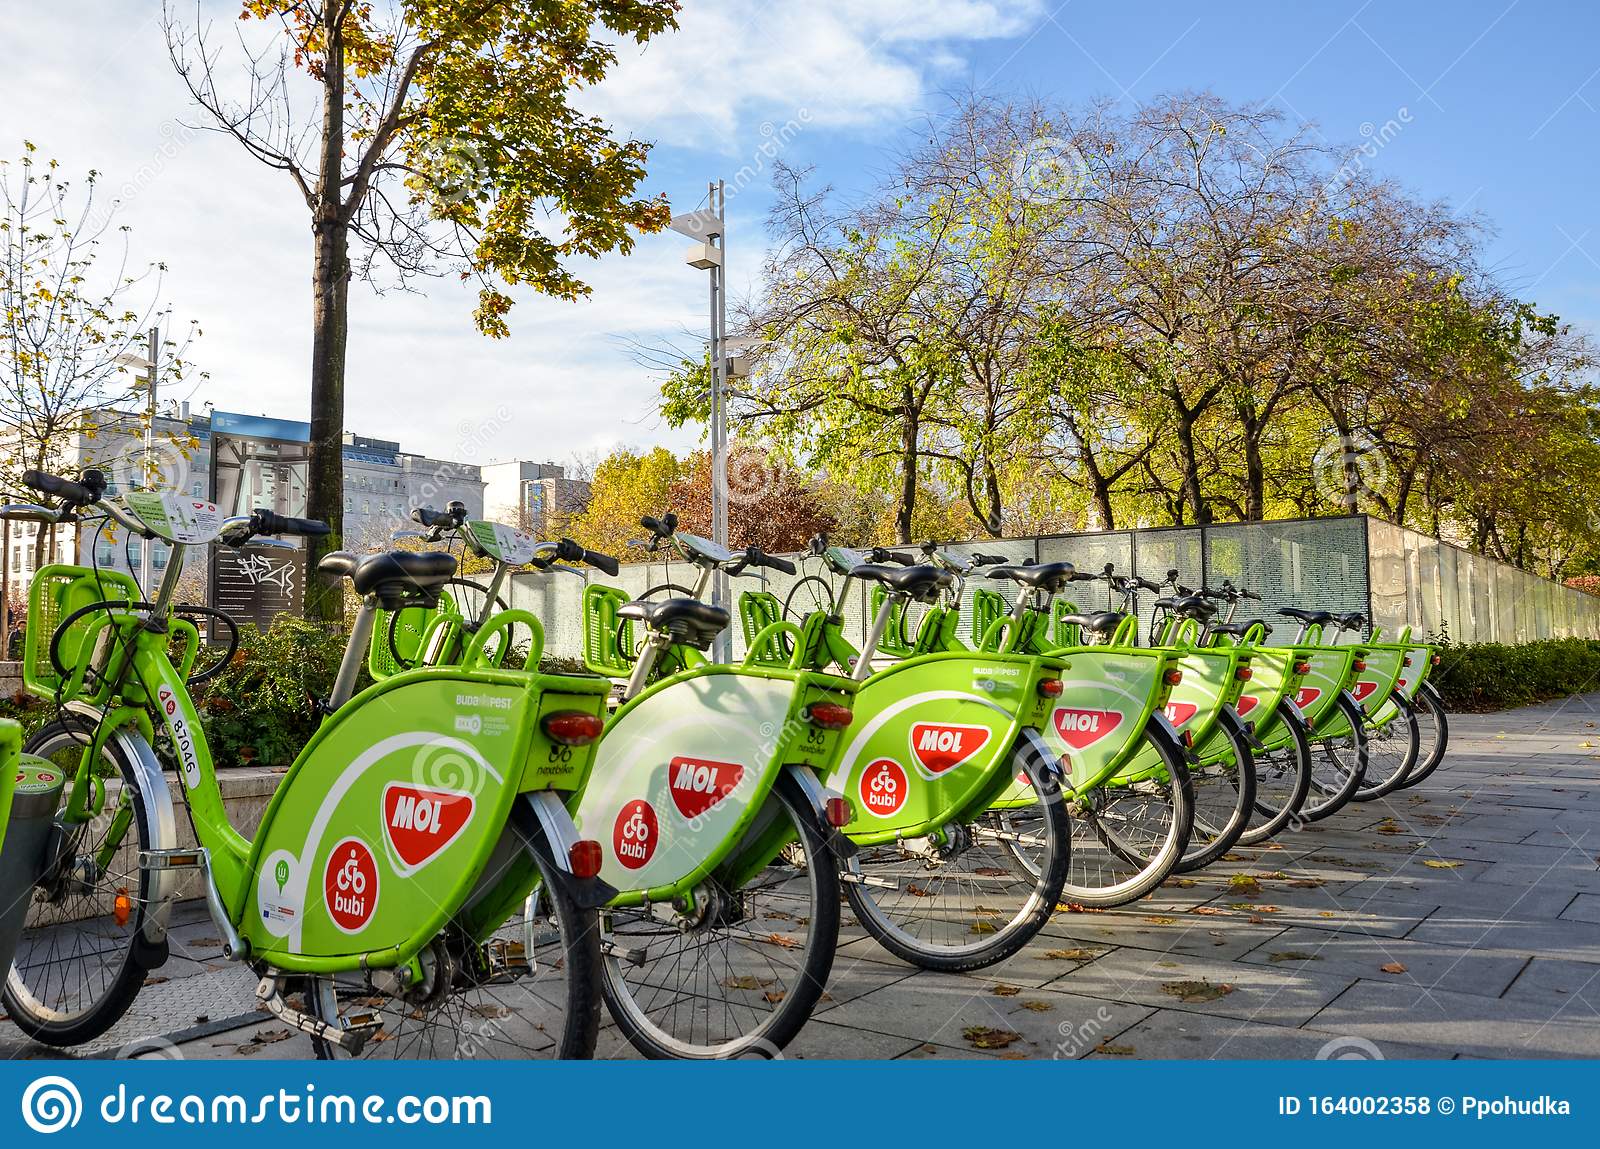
[855,590,902,681]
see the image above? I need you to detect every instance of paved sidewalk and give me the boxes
[5,692,1599,1060]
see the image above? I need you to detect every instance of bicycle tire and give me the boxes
[1300,693,1368,821]
[1398,682,1450,788]
[844,743,1070,971]
[1174,712,1256,872]
[600,773,839,1058]
[1351,689,1421,800]
[4,717,158,1046]
[1237,706,1313,845]
[782,575,835,624]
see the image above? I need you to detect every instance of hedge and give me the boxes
[1433,637,1600,712]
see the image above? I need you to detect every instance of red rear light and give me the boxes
[1352,659,1366,672]
[1163,669,1183,686]
[544,711,605,746]
[1235,666,1252,681]
[1431,654,1441,666]
[1293,661,1311,674]
[806,702,854,730]
[1181,729,1195,748]
[1402,656,1413,666]
[568,839,603,879]
[825,797,854,827]
[1038,678,1064,698]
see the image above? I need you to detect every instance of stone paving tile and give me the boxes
[1044,943,1356,1028]
[1469,861,1600,891]
[1498,956,1600,1004]
[1235,924,1526,998]
[1038,906,1289,963]
[820,970,1154,1055]
[1560,893,1600,924]
[1083,1007,1442,1060]
[1407,916,1600,965]
[1305,979,1600,1058]
[1332,875,1576,919]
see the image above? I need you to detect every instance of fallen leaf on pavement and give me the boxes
[962,1026,1022,1050]
[1018,1000,1054,1012]
[1094,1039,1136,1056]
[1268,951,1320,963]
[992,983,1022,997]
[1421,860,1462,869]
[1161,979,1235,1003]
[1044,948,1096,962]
[1380,962,1408,974]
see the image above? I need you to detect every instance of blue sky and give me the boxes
[3,1,1596,467]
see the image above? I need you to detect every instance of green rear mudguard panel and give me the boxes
[1366,643,1435,725]
[826,652,1062,845]
[1116,647,1245,772]
[1235,647,1302,750]
[1274,645,1356,733]
[239,668,606,967]
[1350,644,1406,715]
[991,647,1173,802]
[574,665,854,901]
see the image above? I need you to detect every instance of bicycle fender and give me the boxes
[514,792,618,911]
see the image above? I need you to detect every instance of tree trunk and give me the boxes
[1242,429,1265,521]
[303,18,349,625]
[895,410,918,544]
[1173,409,1211,524]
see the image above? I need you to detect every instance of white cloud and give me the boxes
[587,0,1047,144]
[0,1,1042,467]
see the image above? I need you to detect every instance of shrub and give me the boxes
[1433,637,1600,712]
[194,616,357,767]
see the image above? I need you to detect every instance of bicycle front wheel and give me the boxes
[1064,728,1194,907]
[783,575,835,623]
[4,718,157,1046]
[600,777,839,1058]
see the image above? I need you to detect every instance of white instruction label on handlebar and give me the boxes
[122,491,224,545]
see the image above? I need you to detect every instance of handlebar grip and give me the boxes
[640,516,664,535]
[972,553,1009,566]
[1244,590,1262,601]
[875,549,915,566]
[765,554,797,576]
[583,548,620,577]
[252,510,331,537]
[412,505,458,528]
[23,469,104,507]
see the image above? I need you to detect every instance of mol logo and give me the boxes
[382,784,475,871]
[907,722,990,777]
[668,757,744,819]
[1295,686,1323,710]
[324,837,379,933]
[613,800,658,870]
[859,758,908,817]
[1163,701,1199,727]
[1053,708,1124,750]
[1351,681,1380,703]
[1235,695,1260,718]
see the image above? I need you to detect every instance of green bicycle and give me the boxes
[4,469,616,1059]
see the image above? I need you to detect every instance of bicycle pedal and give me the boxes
[601,939,648,967]
[840,871,898,890]
[256,977,382,1054]
[138,849,204,869]
[481,938,532,983]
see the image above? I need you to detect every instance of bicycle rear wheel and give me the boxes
[4,718,157,1046]
[1064,726,1194,907]
[783,575,835,623]
[1237,708,1312,845]
[309,839,601,1059]
[1352,690,1420,800]
[1300,694,1368,821]
[1175,717,1256,872]
[600,777,839,1058]
[1398,683,1450,788]
[845,744,1069,971]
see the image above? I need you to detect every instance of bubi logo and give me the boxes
[1235,695,1259,717]
[859,758,908,817]
[1053,708,1124,750]
[324,837,378,933]
[613,800,658,869]
[907,722,990,777]
[1351,681,1379,703]
[1163,701,1199,726]
[668,756,744,818]
[1295,686,1323,710]
[383,783,474,870]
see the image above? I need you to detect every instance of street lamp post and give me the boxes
[670,182,732,661]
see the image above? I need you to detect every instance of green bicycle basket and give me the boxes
[23,564,142,701]
[582,584,635,677]
[738,590,792,666]
[367,589,457,681]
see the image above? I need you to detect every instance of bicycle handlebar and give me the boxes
[971,552,1009,566]
[640,512,679,540]
[555,538,620,577]
[869,547,915,566]
[23,468,106,508]
[251,510,331,538]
